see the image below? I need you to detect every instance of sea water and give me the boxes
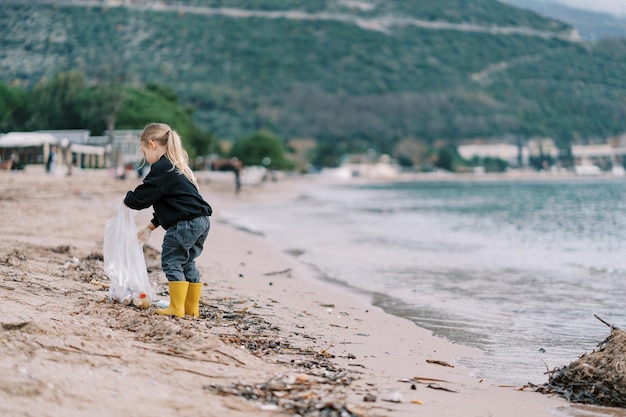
[222,176,626,385]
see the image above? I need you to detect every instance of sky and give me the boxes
[554,0,625,16]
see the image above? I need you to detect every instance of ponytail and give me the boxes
[140,123,198,187]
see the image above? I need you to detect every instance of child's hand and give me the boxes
[137,226,152,244]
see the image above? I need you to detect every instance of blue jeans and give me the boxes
[161,216,210,283]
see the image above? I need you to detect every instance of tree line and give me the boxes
[0,71,298,170]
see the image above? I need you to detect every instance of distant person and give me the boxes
[234,167,241,193]
[124,123,212,318]
[136,163,146,178]
[115,165,126,180]
[210,157,242,194]
[231,157,242,194]
[46,146,57,174]
[9,153,18,171]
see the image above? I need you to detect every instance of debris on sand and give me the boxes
[205,372,368,417]
[535,315,626,408]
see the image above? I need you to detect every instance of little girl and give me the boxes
[124,123,212,318]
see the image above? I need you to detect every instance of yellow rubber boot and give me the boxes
[184,282,203,318]
[157,281,189,317]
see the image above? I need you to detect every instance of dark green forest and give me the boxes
[1,0,625,162]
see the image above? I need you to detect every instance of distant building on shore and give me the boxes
[89,130,144,167]
[571,137,626,174]
[457,132,626,174]
[0,132,58,168]
[0,129,144,172]
[322,152,400,179]
[457,142,528,168]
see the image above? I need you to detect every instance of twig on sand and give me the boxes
[594,314,619,330]
[174,368,228,378]
[412,376,452,384]
[426,359,454,368]
[427,383,458,393]
[263,268,292,277]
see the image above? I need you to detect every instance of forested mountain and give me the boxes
[1,0,625,155]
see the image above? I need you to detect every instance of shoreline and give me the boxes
[0,169,607,416]
[331,170,626,185]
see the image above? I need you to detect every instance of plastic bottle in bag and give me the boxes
[132,292,150,310]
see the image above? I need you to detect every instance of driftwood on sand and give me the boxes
[535,315,626,408]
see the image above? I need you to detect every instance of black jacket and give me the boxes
[124,156,212,229]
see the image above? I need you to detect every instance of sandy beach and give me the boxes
[0,168,610,417]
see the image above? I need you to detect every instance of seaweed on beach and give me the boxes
[535,315,626,408]
[205,372,368,417]
[200,299,343,371]
[195,296,371,415]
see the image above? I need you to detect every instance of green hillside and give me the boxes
[1,0,625,154]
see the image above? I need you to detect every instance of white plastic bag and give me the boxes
[103,206,155,304]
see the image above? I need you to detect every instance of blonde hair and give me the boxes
[140,123,198,187]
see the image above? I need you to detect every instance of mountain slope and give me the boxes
[0,0,625,150]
